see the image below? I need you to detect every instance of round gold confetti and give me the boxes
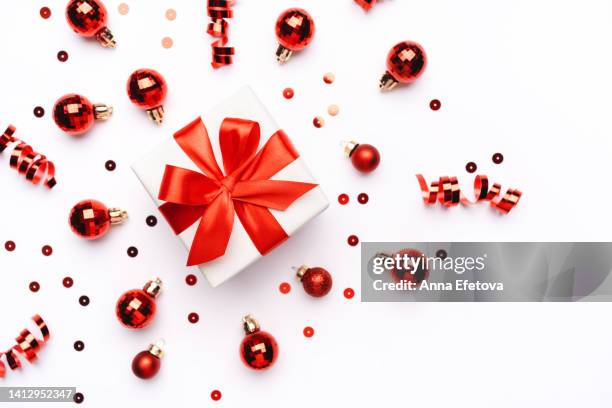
[118,3,129,15]
[165,9,176,21]
[162,37,173,49]
[327,104,339,116]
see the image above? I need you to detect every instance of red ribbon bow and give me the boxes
[158,117,317,266]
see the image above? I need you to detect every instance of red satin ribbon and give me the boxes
[0,125,56,188]
[0,315,50,378]
[355,0,377,11]
[158,117,317,266]
[416,174,522,215]
[207,0,234,68]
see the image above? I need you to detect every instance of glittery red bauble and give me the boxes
[275,8,315,51]
[127,69,167,110]
[386,41,427,83]
[350,144,380,173]
[53,94,94,135]
[66,0,108,37]
[240,331,278,370]
[301,267,333,297]
[390,248,429,285]
[132,351,160,379]
[116,290,156,328]
[69,199,110,239]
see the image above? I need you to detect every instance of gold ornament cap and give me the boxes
[276,45,294,64]
[143,277,163,298]
[342,140,359,157]
[96,27,116,48]
[146,106,165,125]
[294,265,309,281]
[242,314,260,334]
[379,71,399,92]
[93,104,113,121]
[148,339,165,358]
[108,208,128,225]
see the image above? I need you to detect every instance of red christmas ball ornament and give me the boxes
[380,41,427,91]
[69,199,127,240]
[343,141,381,173]
[132,340,164,379]
[53,94,112,135]
[378,248,429,285]
[240,315,279,370]
[275,8,315,64]
[65,0,116,48]
[127,69,168,124]
[295,265,333,297]
[116,278,162,329]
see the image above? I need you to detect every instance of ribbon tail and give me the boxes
[159,202,208,235]
[234,202,288,256]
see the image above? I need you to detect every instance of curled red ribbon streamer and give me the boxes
[416,174,522,214]
[158,117,317,266]
[0,315,50,378]
[355,0,377,11]
[207,0,235,68]
[0,125,56,188]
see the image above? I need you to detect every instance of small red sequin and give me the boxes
[79,295,90,306]
[188,312,199,324]
[338,194,349,205]
[146,215,157,226]
[105,160,116,171]
[42,245,53,256]
[283,88,294,99]
[344,288,355,299]
[40,7,51,19]
[74,340,84,351]
[186,274,198,286]
[492,153,504,164]
[211,390,222,401]
[347,235,359,246]
[323,73,335,84]
[465,162,477,173]
[127,246,138,257]
[74,393,84,404]
[430,99,441,111]
[33,106,45,118]
[436,249,448,259]
[313,116,324,128]
[279,282,291,294]
[57,50,68,62]
[357,193,369,204]
[63,277,74,288]
[29,281,40,293]
[5,241,15,251]
[303,326,314,338]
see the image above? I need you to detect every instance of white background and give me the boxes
[1,0,612,406]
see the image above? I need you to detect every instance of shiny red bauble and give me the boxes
[345,141,380,173]
[296,265,333,297]
[127,69,168,124]
[275,8,315,63]
[240,315,278,370]
[53,94,112,135]
[380,41,427,91]
[132,341,164,379]
[69,199,127,239]
[387,248,429,285]
[116,278,162,329]
[65,0,116,47]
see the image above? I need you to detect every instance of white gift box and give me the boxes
[132,86,329,287]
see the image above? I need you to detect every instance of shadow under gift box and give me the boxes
[131,86,329,287]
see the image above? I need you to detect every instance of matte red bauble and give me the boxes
[240,315,278,370]
[380,41,427,91]
[127,69,168,124]
[53,94,112,135]
[65,0,116,47]
[275,8,315,63]
[296,265,333,297]
[379,248,429,285]
[344,141,381,173]
[132,340,164,379]
[69,199,127,239]
[116,278,162,329]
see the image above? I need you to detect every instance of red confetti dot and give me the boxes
[105,160,116,171]
[465,162,477,173]
[283,88,294,99]
[357,193,369,204]
[188,312,199,324]
[347,235,359,246]
[430,99,441,111]
[323,72,335,84]
[436,249,448,259]
[42,245,53,256]
[303,326,314,337]
[63,277,74,288]
[74,392,84,404]
[79,295,90,306]
[313,116,324,128]
[344,288,355,299]
[57,50,68,62]
[29,281,40,293]
[40,7,51,19]
[127,246,138,257]
[146,215,157,227]
[33,106,45,118]
[211,390,222,401]
[186,274,198,286]
[73,340,84,351]
[4,241,15,251]
[492,153,504,164]
[279,282,291,294]
[337,194,349,205]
